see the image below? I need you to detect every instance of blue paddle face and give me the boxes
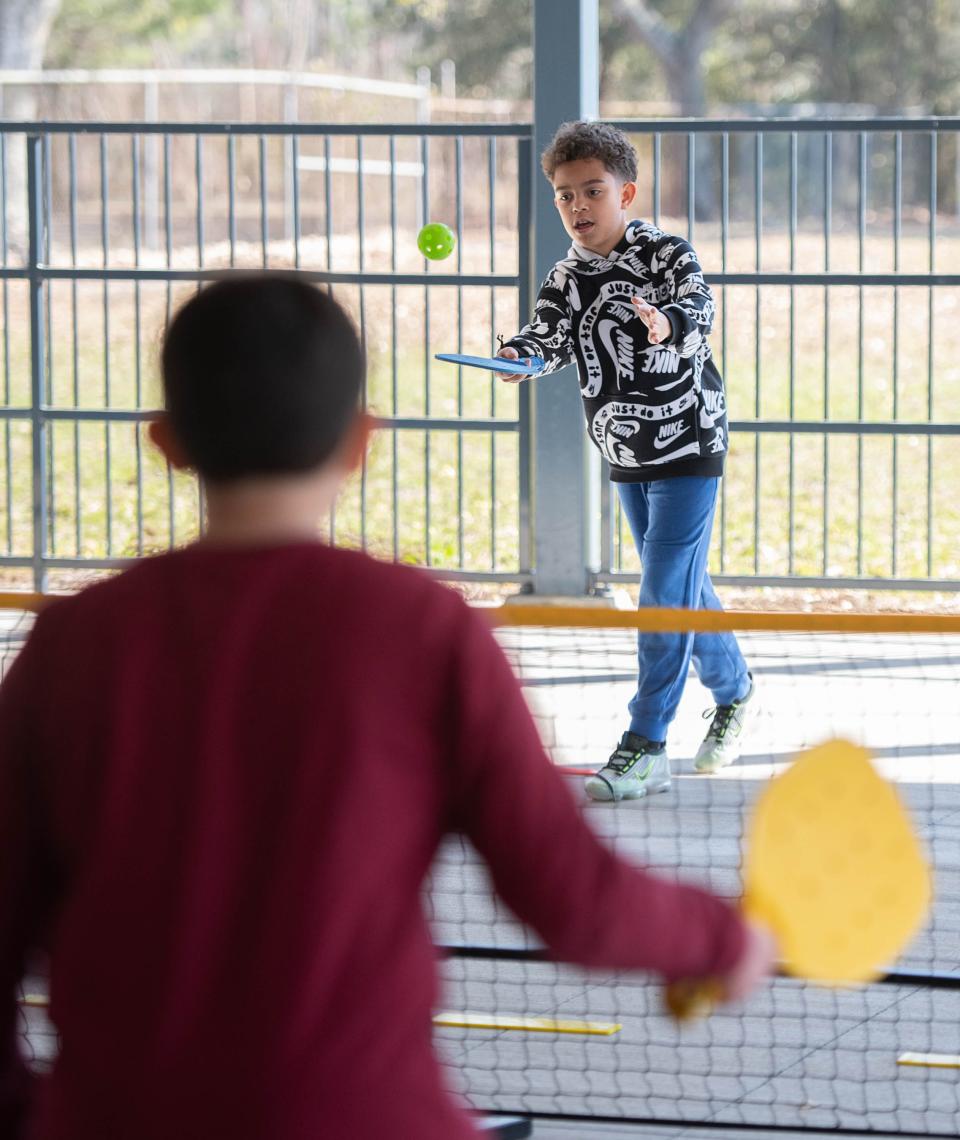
[435,352,545,376]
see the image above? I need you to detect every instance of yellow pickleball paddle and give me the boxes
[666,739,931,1020]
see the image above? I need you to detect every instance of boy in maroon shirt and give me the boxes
[0,276,774,1140]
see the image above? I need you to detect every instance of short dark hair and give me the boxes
[161,274,364,482]
[541,120,638,184]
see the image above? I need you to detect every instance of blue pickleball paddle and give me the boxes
[435,352,545,376]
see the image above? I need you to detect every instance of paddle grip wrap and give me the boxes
[664,977,726,1022]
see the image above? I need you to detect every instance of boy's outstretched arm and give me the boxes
[443,604,772,994]
[647,236,717,359]
[495,267,576,381]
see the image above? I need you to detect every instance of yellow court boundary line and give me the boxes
[13,993,624,1038]
[3,592,960,634]
[433,1011,621,1036]
[897,1052,960,1069]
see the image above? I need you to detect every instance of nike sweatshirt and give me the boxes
[504,219,729,482]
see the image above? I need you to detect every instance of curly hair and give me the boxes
[540,120,638,183]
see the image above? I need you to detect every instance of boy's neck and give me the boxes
[199,469,342,547]
[579,220,629,259]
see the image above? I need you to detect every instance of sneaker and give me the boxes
[585,732,671,802]
[694,676,757,774]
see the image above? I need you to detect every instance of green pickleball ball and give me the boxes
[417,222,457,260]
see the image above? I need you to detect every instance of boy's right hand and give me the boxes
[665,917,776,1021]
[720,919,778,1004]
[495,346,523,383]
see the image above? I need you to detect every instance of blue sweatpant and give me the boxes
[617,476,750,743]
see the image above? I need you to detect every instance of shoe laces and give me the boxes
[607,740,655,775]
[607,747,641,775]
[703,703,737,741]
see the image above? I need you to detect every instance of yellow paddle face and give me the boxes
[744,740,931,984]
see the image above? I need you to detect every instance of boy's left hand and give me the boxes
[632,297,671,345]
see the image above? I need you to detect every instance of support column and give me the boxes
[529,0,599,595]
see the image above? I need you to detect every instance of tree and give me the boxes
[0,0,63,253]
[613,0,740,116]
[0,0,61,71]
[712,0,960,113]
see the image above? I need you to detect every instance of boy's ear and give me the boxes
[620,180,638,209]
[341,411,377,473]
[147,414,192,470]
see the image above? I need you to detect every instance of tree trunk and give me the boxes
[0,0,63,255]
[615,0,736,220]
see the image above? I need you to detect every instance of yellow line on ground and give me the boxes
[433,1011,621,1036]
[897,1052,960,1069]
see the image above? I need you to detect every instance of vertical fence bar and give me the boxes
[101,134,113,559]
[753,130,763,576]
[259,134,268,268]
[164,132,176,548]
[687,132,695,242]
[455,134,464,568]
[788,130,797,574]
[323,134,333,274]
[1,135,12,556]
[42,135,55,557]
[69,133,80,557]
[196,135,208,535]
[652,133,661,226]
[132,133,144,555]
[516,136,533,577]
[927,129,936,577]
[357,134,367,550]
[422,134,432,566]
[323,134,335,543]
[892,130,902,577]
[488,135,497,571]
[356,136,368,549]
[292,133,301,270]
[822,131,832,577]
[27,135,48,592]
[390,134,400,561]
[195,135,205,271]
[227,134,237,268]
[856,130,866,575]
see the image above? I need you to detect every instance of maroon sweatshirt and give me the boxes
[0,543,745,1140]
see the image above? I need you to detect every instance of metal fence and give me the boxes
[2,117,959,594]
[0,121,533,592]
[601,118,960,593]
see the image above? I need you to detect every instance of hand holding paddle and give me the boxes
[666,740,931,1021]
[433,352,546,380]
[495,346,524,383]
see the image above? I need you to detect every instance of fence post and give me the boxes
[26,134,47,594]
[530,0,599,595]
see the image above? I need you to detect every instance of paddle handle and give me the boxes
[664,977,726,1021]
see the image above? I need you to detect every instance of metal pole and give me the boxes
[531,0,598,596]
[27,135,47,593]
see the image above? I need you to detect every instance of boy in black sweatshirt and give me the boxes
[498,121,756,802]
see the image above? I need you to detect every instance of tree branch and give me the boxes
[615,0,678,65]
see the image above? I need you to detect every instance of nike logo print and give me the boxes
[653,424,691,449]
